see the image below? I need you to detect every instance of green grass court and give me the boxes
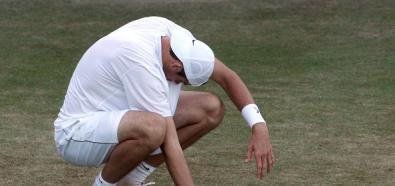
[1,0,394,185]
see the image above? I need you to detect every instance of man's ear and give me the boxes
[171,61,183,71]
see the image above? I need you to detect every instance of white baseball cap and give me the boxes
[170,27,215,86]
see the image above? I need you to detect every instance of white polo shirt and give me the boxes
[55,17,183,130]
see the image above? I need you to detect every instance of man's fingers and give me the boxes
[245,146,253,163]
[267,157,273,173]
[256,151,273,179]
[255,153,263,179]
[261,154,267,178]
[268,149,275,172]
[271,149,276,169]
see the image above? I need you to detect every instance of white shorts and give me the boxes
[54,110,128,167]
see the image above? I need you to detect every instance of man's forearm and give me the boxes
[222,72,254,111]
[211,58,255,111]
[162,117,194,186]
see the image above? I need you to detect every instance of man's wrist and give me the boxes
[252,122,267,130]
[251,122,269,137]
[241,104,266,128]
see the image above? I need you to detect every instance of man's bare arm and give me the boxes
[161,117,194,186]
[210,58,254,110]
[210,58,275,179]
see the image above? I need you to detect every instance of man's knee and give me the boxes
[118,111,166,150]
[203,92,225,128]
[142,113,166,149]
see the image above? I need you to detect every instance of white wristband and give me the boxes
[241,104,266,128]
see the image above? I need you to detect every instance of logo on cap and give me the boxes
[254,107,260,113]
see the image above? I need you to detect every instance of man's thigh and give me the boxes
[57,110,165,166]
[117,110,165,142]
[56,110,128,166]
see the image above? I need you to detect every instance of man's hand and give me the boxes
[245,123,275,179]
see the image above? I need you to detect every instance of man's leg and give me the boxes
[117,90,225,186]
[117,91,224,185]
[99,111,167,184]
[145,91,225,166]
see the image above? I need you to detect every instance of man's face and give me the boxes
[163,49,190,85]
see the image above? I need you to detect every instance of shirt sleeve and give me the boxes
[120,65,172,117]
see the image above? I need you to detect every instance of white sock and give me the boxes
[117,161,156,185]
[93,171,116,186]
[150,148,162,155]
